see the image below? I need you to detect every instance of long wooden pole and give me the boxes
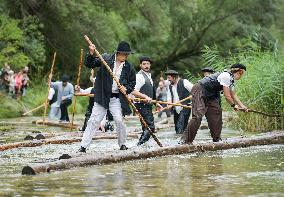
[130,98,192,109]
[22,103,45,116]
[43,52,57,124]
[153,95,192,114]
[239,108,282,117]
[84,35,163,147]
[70,49,84,129]
[74,94,192,109]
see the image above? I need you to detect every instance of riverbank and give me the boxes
[0,84,88,119]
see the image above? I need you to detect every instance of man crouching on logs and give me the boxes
[181,63,249,144]
[79,41,136,153]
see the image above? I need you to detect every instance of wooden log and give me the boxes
[22,131,284,175]
[32,120,80,129]
[0,133,140,151]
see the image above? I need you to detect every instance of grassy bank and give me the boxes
[0,83,88,119]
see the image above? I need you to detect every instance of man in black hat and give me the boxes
[181,63,248,144]
[201,67,214,77]
[165,69,193,134]
[131,56,157,145]
[51,74,74,122]
[79,41,136,152]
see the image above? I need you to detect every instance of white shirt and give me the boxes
[134,70,153,91]
[79,87,93,94]
[48,88,59,107]
[112,55,125,93]
[217,72,234,89]
[167,79,193,114]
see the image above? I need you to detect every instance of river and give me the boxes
[0,116,283,196]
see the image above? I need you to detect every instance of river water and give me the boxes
[0,116,283,196]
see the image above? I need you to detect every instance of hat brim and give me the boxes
[201,69,214,73]
[165,72,179,75]
[115,50,135,54]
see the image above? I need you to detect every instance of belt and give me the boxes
[111,93,120,98]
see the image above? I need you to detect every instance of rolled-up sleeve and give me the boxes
[184,79,193,92]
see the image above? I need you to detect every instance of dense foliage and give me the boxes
[0,0,283,131]
[0,0,283,79]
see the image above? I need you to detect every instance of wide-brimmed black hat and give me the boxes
[61,74,70,82]
[165,69,179,76]
[201,67,214,73]
[139,56,152,63]
[230,63,246,71]
[115,41,134,54]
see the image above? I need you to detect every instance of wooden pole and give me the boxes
[70,49,84,129]
[130,97,192,109]
[21,131,284,175]
[239,108,282,117]
[22,103,45,116]
[43,52,57,124]
[154,95,192,114]
[74,93,94,97]
[84,35,163,147]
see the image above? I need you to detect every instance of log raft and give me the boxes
[22,131,284,175]
[0,132,140,151]
[1,123,171,151]
[32,120,80,129]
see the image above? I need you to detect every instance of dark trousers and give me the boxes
[174,108,191,134]
[135,103,155,145]
[158,104,171,118]
[182,84,222,143]
[60,99,72,121]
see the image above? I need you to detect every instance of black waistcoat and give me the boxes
[138,70,156,99]
[199,72,234,100]
[169,79,191,105]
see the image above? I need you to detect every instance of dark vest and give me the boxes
[199,72,234,100]
[49,88,58,105]
[169,79,191,105]
[138,70,155,99]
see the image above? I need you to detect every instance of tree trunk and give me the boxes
[0,133,139,151]
[1,123,171,151]
[32,120,80,129]
[22,131,284,175]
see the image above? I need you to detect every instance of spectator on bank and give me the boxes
[15,71,23,98]
[8,70,16,96]
[21,70,30,96]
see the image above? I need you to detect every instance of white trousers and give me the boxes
[81,98,126,148]
[49,106,61,120]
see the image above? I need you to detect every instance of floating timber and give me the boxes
[1,122,171,151]
[0,132,140,151]
[22,131,284,175]
[32,120,80,129]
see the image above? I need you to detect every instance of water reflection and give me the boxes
[1,145,283,196]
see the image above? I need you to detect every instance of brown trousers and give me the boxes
[182,84,222,143]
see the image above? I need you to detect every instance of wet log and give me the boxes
[0,133,139,151]
[22,131,284,175]
[32,120,80,129]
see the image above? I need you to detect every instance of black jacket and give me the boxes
[85,53,136,115]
